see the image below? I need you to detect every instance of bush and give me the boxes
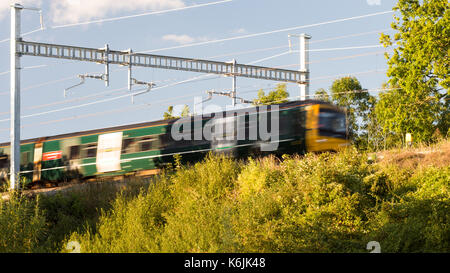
[367,167,449,252]
[0,193,47,252]
[49,147,448,253]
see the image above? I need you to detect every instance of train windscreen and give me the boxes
[318,108,347,139]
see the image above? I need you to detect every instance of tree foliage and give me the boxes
[314,88,330,102]
[253,83,289,105]
[163,105,190,120]
[330,77,375,148]
[378,0,449,143]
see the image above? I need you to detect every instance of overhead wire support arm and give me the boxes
[130,78,156,104]
[205,89,253,105]
[63,73,107,97]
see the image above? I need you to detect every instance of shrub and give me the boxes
[0,193,47,252]
[367,167,449,252]
[58,146,449,253]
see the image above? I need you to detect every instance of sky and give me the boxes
[0,0,399,143]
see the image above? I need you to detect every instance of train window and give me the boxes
[83,144,97,158]
[161,133,175,148]
[0,155,8,169]
[69,145,80,160]
[318,108,346,138]
[122,138,135,154]
[138,136,158,152]
[20,151,30,166]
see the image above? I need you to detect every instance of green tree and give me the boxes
[330,76,374,147]
[379,0,449,144]
[163,105,190,120]
[314,88,330,102]
[375,83,441,146]
[253,84,289,105]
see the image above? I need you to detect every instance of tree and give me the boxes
[375,83,441,146]
[314,88,330,102]
[163,105,190,120]
[330,76,374,146]
[253,83,289,105]
[379,0,449,143]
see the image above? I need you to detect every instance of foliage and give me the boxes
[0,142,448,253]
[375,83,441,146]
[314,88,330,102]
[0,193,47,252]
[330,77,374,142]
[253,84,289,105]
[378,0,449,144]
[61,146,448,253]
[163,105,190,120]
[367,167,450,252]
[316,77,377,150]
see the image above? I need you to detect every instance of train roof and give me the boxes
[0,99,339,147]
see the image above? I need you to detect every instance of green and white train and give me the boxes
[0,100,349,185]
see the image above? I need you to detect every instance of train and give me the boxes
[0,99,349,186]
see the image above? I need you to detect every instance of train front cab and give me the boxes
[305,103,350,153]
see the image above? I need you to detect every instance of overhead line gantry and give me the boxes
[9,3,311,190]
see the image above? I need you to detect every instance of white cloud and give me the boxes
[0,0,42,20]
[162,34,195,44]
[366,0,381,6]
[233,28,247,34]
[162,34,210,45]
[50,0,185,24]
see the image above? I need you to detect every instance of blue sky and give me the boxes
[0,0,398,143]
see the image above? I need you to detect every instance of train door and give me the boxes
[33,142,43,182]
[62,138,82,172]
[96,132,123,173]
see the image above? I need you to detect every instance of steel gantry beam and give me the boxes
[16,40,307,84]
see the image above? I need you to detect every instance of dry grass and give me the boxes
[375,140,450,170]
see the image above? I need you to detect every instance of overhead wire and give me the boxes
[308,28,392,44]
[0,72,230,123]
[0,0,235,44]
[0,66,390,124]
[192,28,394,60]
[0,9,397,138]
[1,85,396,133]
[309,69,388,83]
[50,0,235,29]
[0,26,392,97]
[251,87,402,106]
[0,87,219,132]
[134,10,394,54]
[0,26,44,45]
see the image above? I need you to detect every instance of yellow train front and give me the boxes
[304,102,350,152]
[0,100,350,185]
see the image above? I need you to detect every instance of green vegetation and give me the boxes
[312,0,449,150]
[253,83,289,105]
[0,0,448,254]
[376,0,449,145]
[1,141,447,253]
[163,105,190,120]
